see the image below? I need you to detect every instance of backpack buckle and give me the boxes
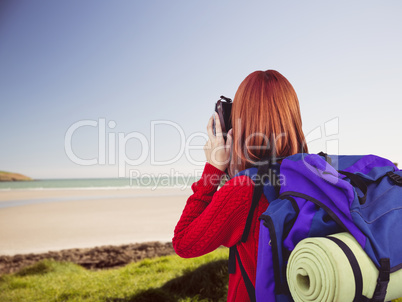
[386,171,402,186]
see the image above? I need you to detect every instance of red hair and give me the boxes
[229,70,308,177]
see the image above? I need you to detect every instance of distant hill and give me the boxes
[0,171,32,182]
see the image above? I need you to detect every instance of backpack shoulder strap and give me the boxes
[234,246,256,301]
[241,160,279,242]
[228,160,280,302]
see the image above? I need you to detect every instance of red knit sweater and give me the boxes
[173,163,269,301]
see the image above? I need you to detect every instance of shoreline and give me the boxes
[0,188,191,209]
[0,187,190,256]
[0,185,191,195]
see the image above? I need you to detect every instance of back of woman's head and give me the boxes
[229,69,308,176]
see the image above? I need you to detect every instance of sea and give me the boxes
[0,177,199,209]
[0,176,199,191]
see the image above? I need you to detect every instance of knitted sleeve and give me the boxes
[172,163,254,258]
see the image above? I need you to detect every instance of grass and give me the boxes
[0,248,229,302]
[1,247,402,302]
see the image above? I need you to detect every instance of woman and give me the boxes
[172,70,308,301]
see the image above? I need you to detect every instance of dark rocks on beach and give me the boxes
[0,241,175,275]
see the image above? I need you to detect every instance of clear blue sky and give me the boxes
[1,0,401,179]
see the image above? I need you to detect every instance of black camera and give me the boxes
[213,96,232,138]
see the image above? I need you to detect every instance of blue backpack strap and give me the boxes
[241,160,275,242]
[338,170,368,205]
[320,151,369,204]
[228,160,280,302]
[228,162,271,266]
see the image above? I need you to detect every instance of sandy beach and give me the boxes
[0,187,191,256]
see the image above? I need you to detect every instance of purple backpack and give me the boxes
[231,152,402,302]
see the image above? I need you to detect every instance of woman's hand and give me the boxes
[204,113,233,171]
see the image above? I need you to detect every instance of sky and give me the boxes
[0,0,401,179]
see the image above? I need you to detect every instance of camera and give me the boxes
[213,96,232,139]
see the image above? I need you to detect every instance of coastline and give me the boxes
[0,187,191,256]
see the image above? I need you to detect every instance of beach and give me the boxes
[0,187,191,256]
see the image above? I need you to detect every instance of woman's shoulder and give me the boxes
[226,166,260,187]
[224,172,255,188]
[214,171,256,203]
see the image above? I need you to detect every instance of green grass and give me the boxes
[0,248,229,302]
[2,248,402,302]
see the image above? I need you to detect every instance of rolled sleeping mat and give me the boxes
[287,232,402,302]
